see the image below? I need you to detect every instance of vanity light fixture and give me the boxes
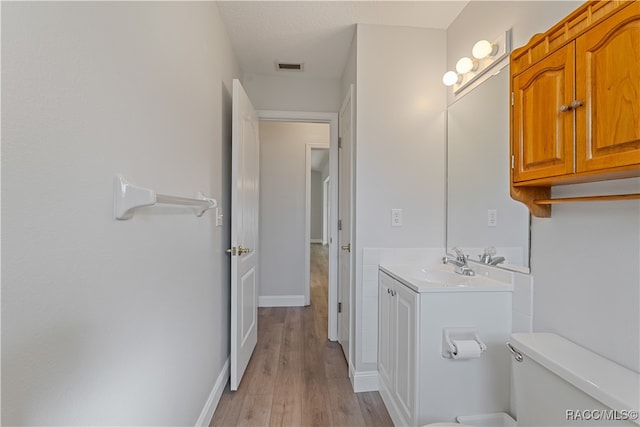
[455,57,478,74]
[443,29,512,94]
[442,70,462,86]
[472,39,498,59]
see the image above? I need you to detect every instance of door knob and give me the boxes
[226,246,251,256]
[341,243,351,252]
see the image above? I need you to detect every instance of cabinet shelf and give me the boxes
[533,193,640,205]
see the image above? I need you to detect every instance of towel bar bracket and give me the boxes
[114,175,216,220]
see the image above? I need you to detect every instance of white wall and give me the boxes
[447,1,639,372]
[259,122,330,302]
[341,33,357,101]
[2,2,239,425]
[532,179,640,372]
[243,72,341,113]
[353,24,447,374]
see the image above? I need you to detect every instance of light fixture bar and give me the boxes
[452,29,512,95]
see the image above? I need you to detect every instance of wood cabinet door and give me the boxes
[575,3,640,173]
[512,44,575,182]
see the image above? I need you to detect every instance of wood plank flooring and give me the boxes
[210,244,393,427]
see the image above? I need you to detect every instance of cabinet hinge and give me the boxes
[338,137,342,149]
[338,302,342,313]
[338,219,342,231]
[511,92,514,106]
[511,155,515,170]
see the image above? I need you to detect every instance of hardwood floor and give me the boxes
[210,244,393,427]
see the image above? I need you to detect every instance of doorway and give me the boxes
[257,111,339,341]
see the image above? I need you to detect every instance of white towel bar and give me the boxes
[114,175,216,220]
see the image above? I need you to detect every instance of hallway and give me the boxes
[210,244,393,426]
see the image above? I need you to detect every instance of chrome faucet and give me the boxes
[478,246,506,266]
[442,247,475,276]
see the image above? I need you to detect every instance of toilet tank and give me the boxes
[509,333,639,426]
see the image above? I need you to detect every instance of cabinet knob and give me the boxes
[570,100,584,109]
[560,100,584,112]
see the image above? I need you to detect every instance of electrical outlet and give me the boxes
[391,209,402,227]
[488,209,497,227]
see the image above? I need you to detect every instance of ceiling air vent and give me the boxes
[275,62,304,72]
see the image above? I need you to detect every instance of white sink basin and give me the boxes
[414,268,470,286]
[379,263,513,293]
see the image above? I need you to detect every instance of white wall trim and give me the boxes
[349,367,379,393]
[258,295,305,307]
[311,238,323,244]
[305,143,330,306]
[195,357,229,427]
[257,110,339,341]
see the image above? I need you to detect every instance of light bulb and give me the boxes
[455,57,477,74]
[472,40,497,59]
[442,71,460,86]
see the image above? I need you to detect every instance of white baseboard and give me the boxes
[195,357,229,427]
[310,238,323,244]
[349,367,379,392]
[258,295,305,307]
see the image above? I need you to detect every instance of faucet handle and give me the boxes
[479,246,498,263]
[452,247,467,262]
[483,246,497,256]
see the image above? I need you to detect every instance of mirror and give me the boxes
[446,67,531,272]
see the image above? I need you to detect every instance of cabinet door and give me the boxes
[575,3,640,173]
[512,44,575,182]
[392,282,417,425]
[378,274,394,390]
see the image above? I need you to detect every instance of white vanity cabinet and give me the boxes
[378,271,418,425]
[378,267,513,426]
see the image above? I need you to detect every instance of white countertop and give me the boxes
[379,263,514,293]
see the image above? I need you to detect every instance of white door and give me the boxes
[230,79,259,391]
[338,86,353,361]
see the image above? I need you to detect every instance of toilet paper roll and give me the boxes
[452,339,482,359]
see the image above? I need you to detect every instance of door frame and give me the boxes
[305,144,330,305]
[257,110,339,341]
[322,176,330,246]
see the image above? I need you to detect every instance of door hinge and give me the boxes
[338,302,342,313]
[338,219,342,231]
[338,137,342,149]
[511,155,515,170]
[511,92,514,106]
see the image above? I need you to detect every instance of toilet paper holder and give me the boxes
[442,327,487,359]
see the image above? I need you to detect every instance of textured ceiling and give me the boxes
[217,1,469,79]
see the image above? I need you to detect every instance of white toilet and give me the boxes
[508,332,639,426]
[425,332,640,427]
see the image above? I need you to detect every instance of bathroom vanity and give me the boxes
[378,264,513,426]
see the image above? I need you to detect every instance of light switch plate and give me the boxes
[216,208,223,227]
[488,209,497,227]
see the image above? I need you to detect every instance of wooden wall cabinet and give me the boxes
[510,0,640,217]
